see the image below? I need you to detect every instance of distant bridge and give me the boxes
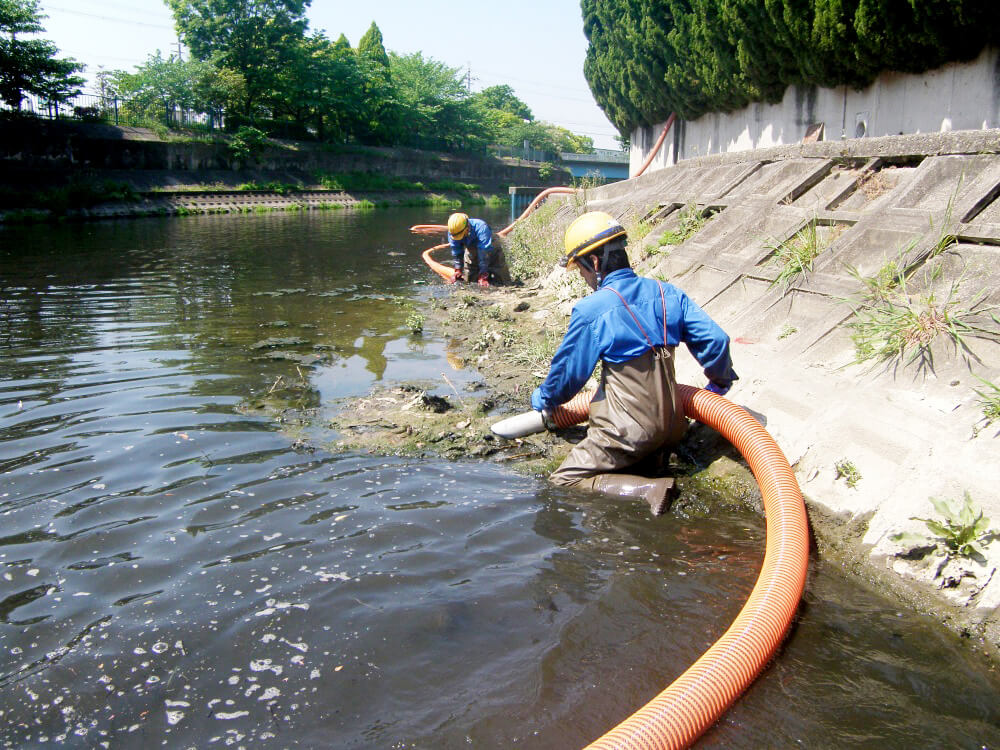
[558,148,629,181]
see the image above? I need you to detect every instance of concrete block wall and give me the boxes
[585,130,1000,636]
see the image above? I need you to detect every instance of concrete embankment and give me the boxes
[0,119,569,220]
[537,130,1000,652]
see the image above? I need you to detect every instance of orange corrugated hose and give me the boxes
[410,188,579,282]
[550,384,808,750]
[410,113,675,280]
[633,113,676,178]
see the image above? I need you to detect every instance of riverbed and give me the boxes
[1,208,997,748]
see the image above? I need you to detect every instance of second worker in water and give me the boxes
[447,212,510,287]
[530,211,738,515]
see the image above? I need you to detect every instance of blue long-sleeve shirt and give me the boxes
[530,268,737,411]
[448,218,494,276]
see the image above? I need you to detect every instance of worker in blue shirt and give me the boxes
[531,211,738,515]
[446,212,510,287]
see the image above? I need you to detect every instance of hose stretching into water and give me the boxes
[415,114,805,746]
[410,187,579,282]
[410,114,675,280]
[542,384,808,749]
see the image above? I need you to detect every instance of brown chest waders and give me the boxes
[549,284,687,515]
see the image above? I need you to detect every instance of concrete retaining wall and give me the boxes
[631,46,1000,176]
[0,120,569,191]
[582,130,1000,646]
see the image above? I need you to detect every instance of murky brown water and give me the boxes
[1,208,998,748]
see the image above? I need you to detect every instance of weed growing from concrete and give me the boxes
[848,271,999,368]
[845,247,910,303]
[778,324,798,340]
[973,375,1000,425]
[891,492,997,563]
[766,221,831,290]
[834,458,861,488]
[657,204,708,249]
[623,207,655,243]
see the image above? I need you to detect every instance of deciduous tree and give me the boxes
[0,0,83,111]
[165,0,310,119]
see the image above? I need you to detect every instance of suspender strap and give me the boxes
[602,281,670,351]
[604,286,653,347]
[657,281,668,344]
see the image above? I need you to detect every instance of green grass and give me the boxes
[238,181,300,194]
[405,313,425,334]
[973,376,1000,425]
[624,209,655,243]
[834,459,861,488]
[657,204,709,249]
[503,198,571,282]
[848,270,999,368]
[766,221,830,289]
[778,324,798,340]
[845,248,911,304]
[313,170,479,193]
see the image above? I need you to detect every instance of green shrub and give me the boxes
[229,126,269,164]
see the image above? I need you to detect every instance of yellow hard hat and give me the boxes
[448,212,469,240]
[561,211,626,269]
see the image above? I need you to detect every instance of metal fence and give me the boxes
[492,144,558,163]
[1,90,224,130]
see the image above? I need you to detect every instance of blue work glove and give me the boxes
[530,387,545,412]
[705,381,730,396]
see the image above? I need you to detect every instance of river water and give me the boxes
[1,207,997,749]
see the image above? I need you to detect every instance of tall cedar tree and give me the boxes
[356,21,398,145]
[581,0,1000,134]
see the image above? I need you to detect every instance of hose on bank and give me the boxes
[544,384,808,749]
[410,114,675,280]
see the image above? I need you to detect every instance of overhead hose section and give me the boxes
[547,385,808,750]
[633,113,676,178]
[410,114,676,281]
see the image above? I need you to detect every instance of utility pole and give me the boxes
[466,63,471,93]
[173,41,183,62]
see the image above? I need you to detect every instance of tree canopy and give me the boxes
[165,0,311,118]
[0,0,84,111]
[92,7,596,155]
[582,0,1000,133]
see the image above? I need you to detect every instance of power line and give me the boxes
[43,4,175,30]
[473,67,599,104]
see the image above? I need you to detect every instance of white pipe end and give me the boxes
[490,410,546,439]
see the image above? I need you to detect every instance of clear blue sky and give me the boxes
[36,0,622,150]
